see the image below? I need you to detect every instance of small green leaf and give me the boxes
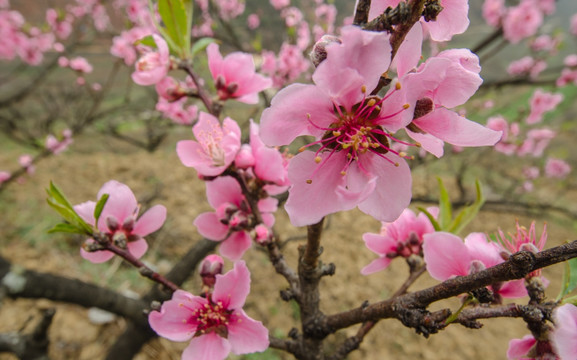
[558,257,577,300]
[94,193,109,224]
[447,180,485,235]
[158,0,188,56]
[134,35,156,48]
[437,177,452,230]
[46,182,93,235]
[191,37,216,57]
[562,294,577,306]
[47,223,87,235]
[417,206,441,231]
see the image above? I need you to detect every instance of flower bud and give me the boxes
[106,216,120,231]
[234,144,256,169]
[199,254,224,288]
[122,216,135,232]
[309,35,341,67]
[253,224,272,245]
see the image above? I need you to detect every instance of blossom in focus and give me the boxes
[74,180,167,263]
[199,254,224,289]
[149,261,269,360]
[362,208,435,275]
[176,112,241,177]
[207,43,272,104]
[551,304,577,360]
[132,34,170,86]
[545,158,571,179]
[497,221,547,280]
[423,231,527,299]
[194,176,277,260]
[260,25,413,226]
[402,49,502,157]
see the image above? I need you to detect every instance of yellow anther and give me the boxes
[332,130,341,137]
[399,151,407,157]
[182,319,186,323]
[362,141,369,148]
[403,103,410,109]
[367,99,376,107]
[314,156,322,163]
[298,146,306,152]
[371,143,380,148]
[306,179,312,184]
[340,171,346,175]
[394,162,399,167]
[415,142,422,147]
[361,85,367,93]
[342,143,351,149]
[396,82,402,90]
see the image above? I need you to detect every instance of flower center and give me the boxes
[190,298,233,337]
[196,125,226,166]
[301,84,413,180]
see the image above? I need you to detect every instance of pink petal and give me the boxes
[182,332,231,360]
[259,84,334,146]
[363,233,398,256]
[96,181,138,230]
[257,197,278,213]
[126,238,148,259]
[315,25,391,93]
[361,257,393,275]
[205,176,243,209]
[74,201,96,225]
[506,334,536,359]
[422,232,470,280]
[406,129,445,157]
[552,304,577,360]
[219,231,252,261]
[498,279,528,299]
[415,108,503,148]
[312,67,366,110]
[133,205,166,236]
[213,260,250,309]
[80,242,114,264]
[284,151,367,226]
[432,52,482,108]
[393,22,423,76]
[207,43,224,80]
[227,309,269,355]
[423,0,469,42]
[194,212,229,241]
[149,290,203,342]
[464,232,503,268]
[357,153,412,223]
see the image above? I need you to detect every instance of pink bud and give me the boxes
[234,144,256,169]
[309,34,341,67]
[199,254,224,288]
[254,224,272,245]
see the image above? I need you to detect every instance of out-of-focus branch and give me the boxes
[0,308,55,360]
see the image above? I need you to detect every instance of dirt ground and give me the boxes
[0,127,575,360]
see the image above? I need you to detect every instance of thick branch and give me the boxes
[319,241,577,336]
[0,308,55,360]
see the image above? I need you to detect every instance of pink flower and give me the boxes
[517,128,555,157]
[526,89,563,124]
[503,0,543,44]
[260,26,413,226]
[497,221,547,279]
[199,254,224,288]
[487,116,519,155]
[149,261,269,360]
[507,56,535,76]
[369,0,469,41]
[156,97,198,125]
[110,26,154,66]
[247,13,260,29]
[45,129,73,154]
[403,49,502,157]
[545,158,571,179]
[155,76,189,102]
[551,304,577,360]
[19,154,34,175]
[572,13,577,36]
[214,0,245,20]
[207,43,272,104]
[132,34,170,86]
[270,0,289,10]
[74,180,167,263]
[176,112,241,176]
[362,208,435,275]
[194,176,277,260]
[0,171,11,184]
[423,232,527,299]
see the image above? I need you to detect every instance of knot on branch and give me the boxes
[303,314,328,339]
[423,0,443,22]
[280,289,296,302]
[395,306,448,338]
[509,251,536,278]
[321,263,336,277]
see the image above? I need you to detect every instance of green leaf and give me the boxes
[562,294,577,306]
[417,206,441,231]
[447,180,485,235]
[47,223,87,235]
[158,0,189,56]
[46,182,93,235]
[94,193,109,224]
[134,35,156,48]
[437,178,452,230]
[558,257,577,300]
[191,37,216,58]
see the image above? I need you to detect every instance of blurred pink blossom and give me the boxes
[544,158,571,179]
[482,0,504,27]
[526,89,563,124]
[551,304,577,360]
[503,0,543,44]
[247,13,260,29]
[132,34,170,86]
